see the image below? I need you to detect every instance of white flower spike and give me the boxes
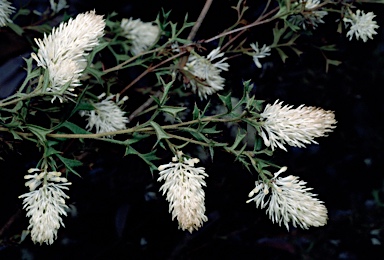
[247,167,328,230]
[79,93,129,136]
[343,10,379,42]
[19,169,71,245]
[157,151,208,233]
[120,18,160,55]
[184,47,229,99]
[31,10,105,102]
[258,100,336,151]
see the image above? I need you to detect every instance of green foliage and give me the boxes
[0,1,380,242]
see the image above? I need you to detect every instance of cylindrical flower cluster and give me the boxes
[19,169,71,245]
[31,10,105,102]
[184,47,229,99]
[247,167,328,230]
[79,93,129,136]
[258,100,337,151]
[120,18,160,55]
[343,9,379,42]
[157,151,208,233]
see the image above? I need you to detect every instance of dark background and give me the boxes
[1,0,384,259]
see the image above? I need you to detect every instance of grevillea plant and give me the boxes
[0,0,381,245]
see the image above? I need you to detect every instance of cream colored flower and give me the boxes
[184,47,229,99]
[258,100,336,151]
[31,10,105,102]
[289,0,328,30]
[157,151,208,233]
[79,93,129,136]
[247,167,328,230]
[250,42,271,68]
[120,18,160,55]
[343,9,379,42]
[0,0,15,27]
[19,169,71,245]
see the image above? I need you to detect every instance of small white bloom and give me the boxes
[247,167,328,230]
[120,18,160,55]
[49,0,68,13]
[0,0,15,27]
[289,0,328,30]
[79,93,129,136]
[157,151,208,233]
[184,47,229,99]
[258,100,336,151]
[19,169,71,245]
[250,42,271,68]
[343,10,379,42]
[31,10,105,102]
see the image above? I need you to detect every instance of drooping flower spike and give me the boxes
[19,168,71,245]
[157,151,208,233]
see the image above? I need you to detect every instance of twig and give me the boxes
[178,0,214,69]
[187,0,214,41]
[119,51,186,96]
[129,90,162,121]
[204,6,280,43]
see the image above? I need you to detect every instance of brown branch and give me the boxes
[178,0,214,69]
[187,0,214,41]
[129,90,161,121]
[204,6,280,43]
[118,51,186,96]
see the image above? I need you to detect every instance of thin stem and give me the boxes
[187,0,214,41]
[129,90,162,121]
[119,51,186,96]
[204,6,280,43]
[102,47,164,75]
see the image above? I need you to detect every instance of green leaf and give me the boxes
[12,101,23,113]
[56,154,83,177]
[151,95,161,106]
[218,92,233,113]
[317,44,339,51]
[254,136,263,151]
[192,103,200,120]
[290,46,303,57]
[27,125,51,143]
[25,24,52,34]
[9,129,23,140]
[125,146,160,173]
[201,126,221,134]
[88,41,109,62]
[276,47,289,63]
[7,23,24,36]
[230,131,247,150]
[159,80,173,105]
[159,106,186,117]
[150,121,170,141]
[57,121,91,134]
[325,58,342,72]
[272,26,286,46]
[45,145,61,157]
[125,132,150,145]
[84,65,105,84]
